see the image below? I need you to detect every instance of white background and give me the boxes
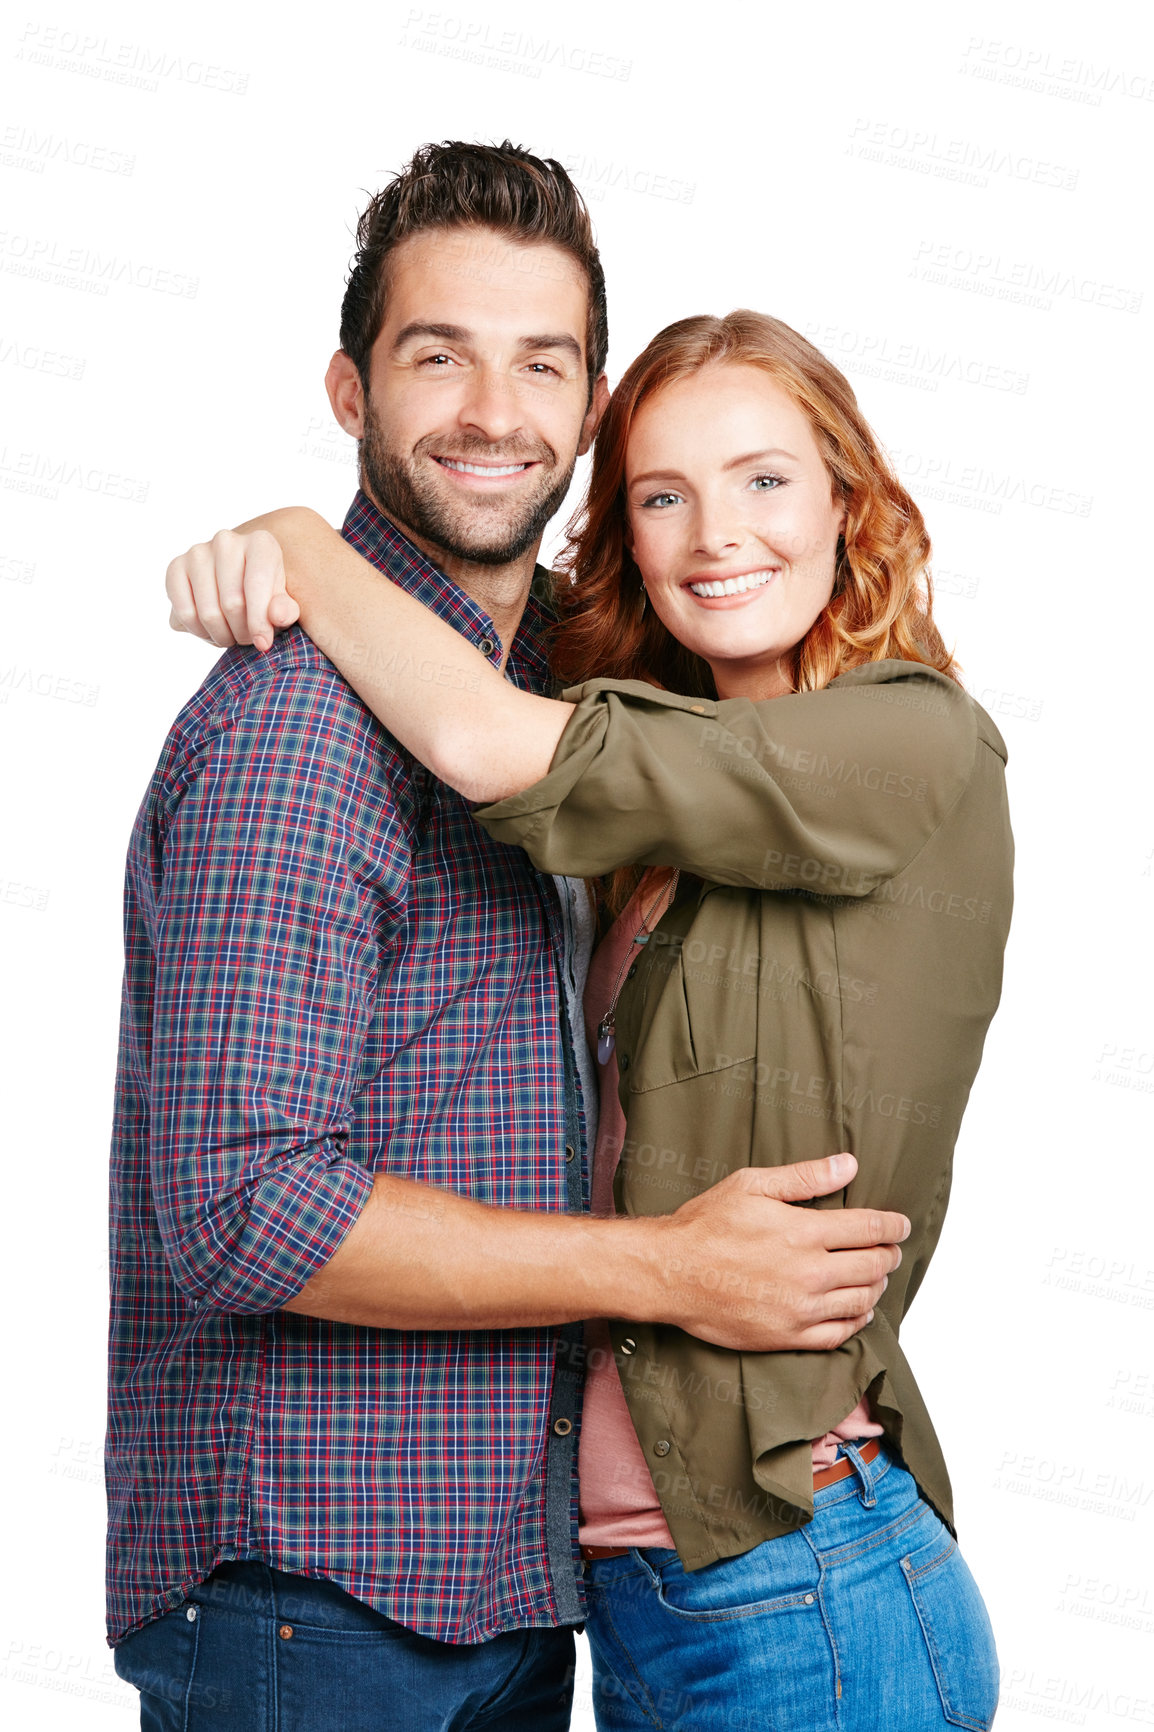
[2,0,1152,1725]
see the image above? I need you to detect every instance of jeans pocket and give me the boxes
[653,1539,813,1622]
[113,1605,203,1730]
[901,1531,999,1730]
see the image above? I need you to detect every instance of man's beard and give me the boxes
[359,398,578,567]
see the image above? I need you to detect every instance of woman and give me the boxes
[169,312,1012,1730]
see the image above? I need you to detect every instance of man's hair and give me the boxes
[339,139,608,396]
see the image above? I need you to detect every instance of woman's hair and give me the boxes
[552,309,959,700]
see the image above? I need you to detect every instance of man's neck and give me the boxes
[362,488,539,661]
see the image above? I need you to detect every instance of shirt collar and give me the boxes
[340,490,554,694]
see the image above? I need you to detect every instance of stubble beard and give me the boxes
[359,395,578,567]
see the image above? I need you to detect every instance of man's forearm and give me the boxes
[248,508,571,802]
[283,1172,657,1331]
[282,1157,910,1354]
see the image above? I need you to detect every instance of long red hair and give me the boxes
[552,310,958,698]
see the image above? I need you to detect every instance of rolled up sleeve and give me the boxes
[142,669,407,1313]
[475,661,977,895]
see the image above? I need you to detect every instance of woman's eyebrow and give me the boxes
[628,448,801,489]
[722,447,800,469]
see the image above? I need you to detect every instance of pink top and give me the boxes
[577,872,882,1550]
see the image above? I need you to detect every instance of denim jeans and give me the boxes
[583,1442,999,1731]
[112,1562,576,1730]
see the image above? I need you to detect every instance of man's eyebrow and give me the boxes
[390,323,584,365]
[391,322,473,351]
[628,448,801,488]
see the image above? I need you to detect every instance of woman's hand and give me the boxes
[166,526,301,653]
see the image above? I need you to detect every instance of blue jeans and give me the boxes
[584,1442,999,1731]
[112,1562,576,1730]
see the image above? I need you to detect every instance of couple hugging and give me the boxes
[108,139,1012,1731]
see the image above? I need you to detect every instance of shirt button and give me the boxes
[653,1440,671,1457]
[626,964,637,980]
[565,1143,576,1162]
[620,1338,637,1355]
[185,1607,197,1622]
[804,1594,815,1605]
[279,1624,294,1640]
[553,1417,573,1437]
[619,1054,630,1071]
[478,637,496,658]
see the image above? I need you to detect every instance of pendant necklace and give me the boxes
[596,871,678,1065]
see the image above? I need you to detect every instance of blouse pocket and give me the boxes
[901,1530,999,1730]
[619,888,758,1094]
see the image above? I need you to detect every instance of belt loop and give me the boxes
[839,1439,879,1508]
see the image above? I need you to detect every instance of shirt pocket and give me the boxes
[617,887,758,1094]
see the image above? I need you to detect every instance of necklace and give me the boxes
[596,870,678,1065]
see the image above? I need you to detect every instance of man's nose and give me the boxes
[454,365,526,444]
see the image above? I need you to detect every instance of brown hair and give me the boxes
[551,310,960,913]
[339,139,607,398]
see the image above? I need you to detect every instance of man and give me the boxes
[109,140,906,1729]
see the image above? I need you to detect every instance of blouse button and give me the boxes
[653,1440,671,1458]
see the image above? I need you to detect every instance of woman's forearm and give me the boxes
[239,507,572,802]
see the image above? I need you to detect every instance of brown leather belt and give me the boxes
[580,1438,884,1562]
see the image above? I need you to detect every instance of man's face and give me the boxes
[335,226,603,566]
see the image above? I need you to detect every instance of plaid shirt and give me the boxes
[107,493,589,1645]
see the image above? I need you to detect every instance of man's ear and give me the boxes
[577,372,611,457]
[325,350,365,438]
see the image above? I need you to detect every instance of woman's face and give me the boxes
[624,364,847,699]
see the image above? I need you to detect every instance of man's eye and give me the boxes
[525,362,561,377]
[419,353,458,367]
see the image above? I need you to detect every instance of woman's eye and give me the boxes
[640,491,683,510]
[750,473,785,492]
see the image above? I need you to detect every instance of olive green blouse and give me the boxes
[476,659,1013,1571]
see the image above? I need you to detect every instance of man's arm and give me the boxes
[149,655,905,1351]
[285,1154,907,1354]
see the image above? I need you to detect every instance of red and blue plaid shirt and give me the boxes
[107,493,589,1645]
